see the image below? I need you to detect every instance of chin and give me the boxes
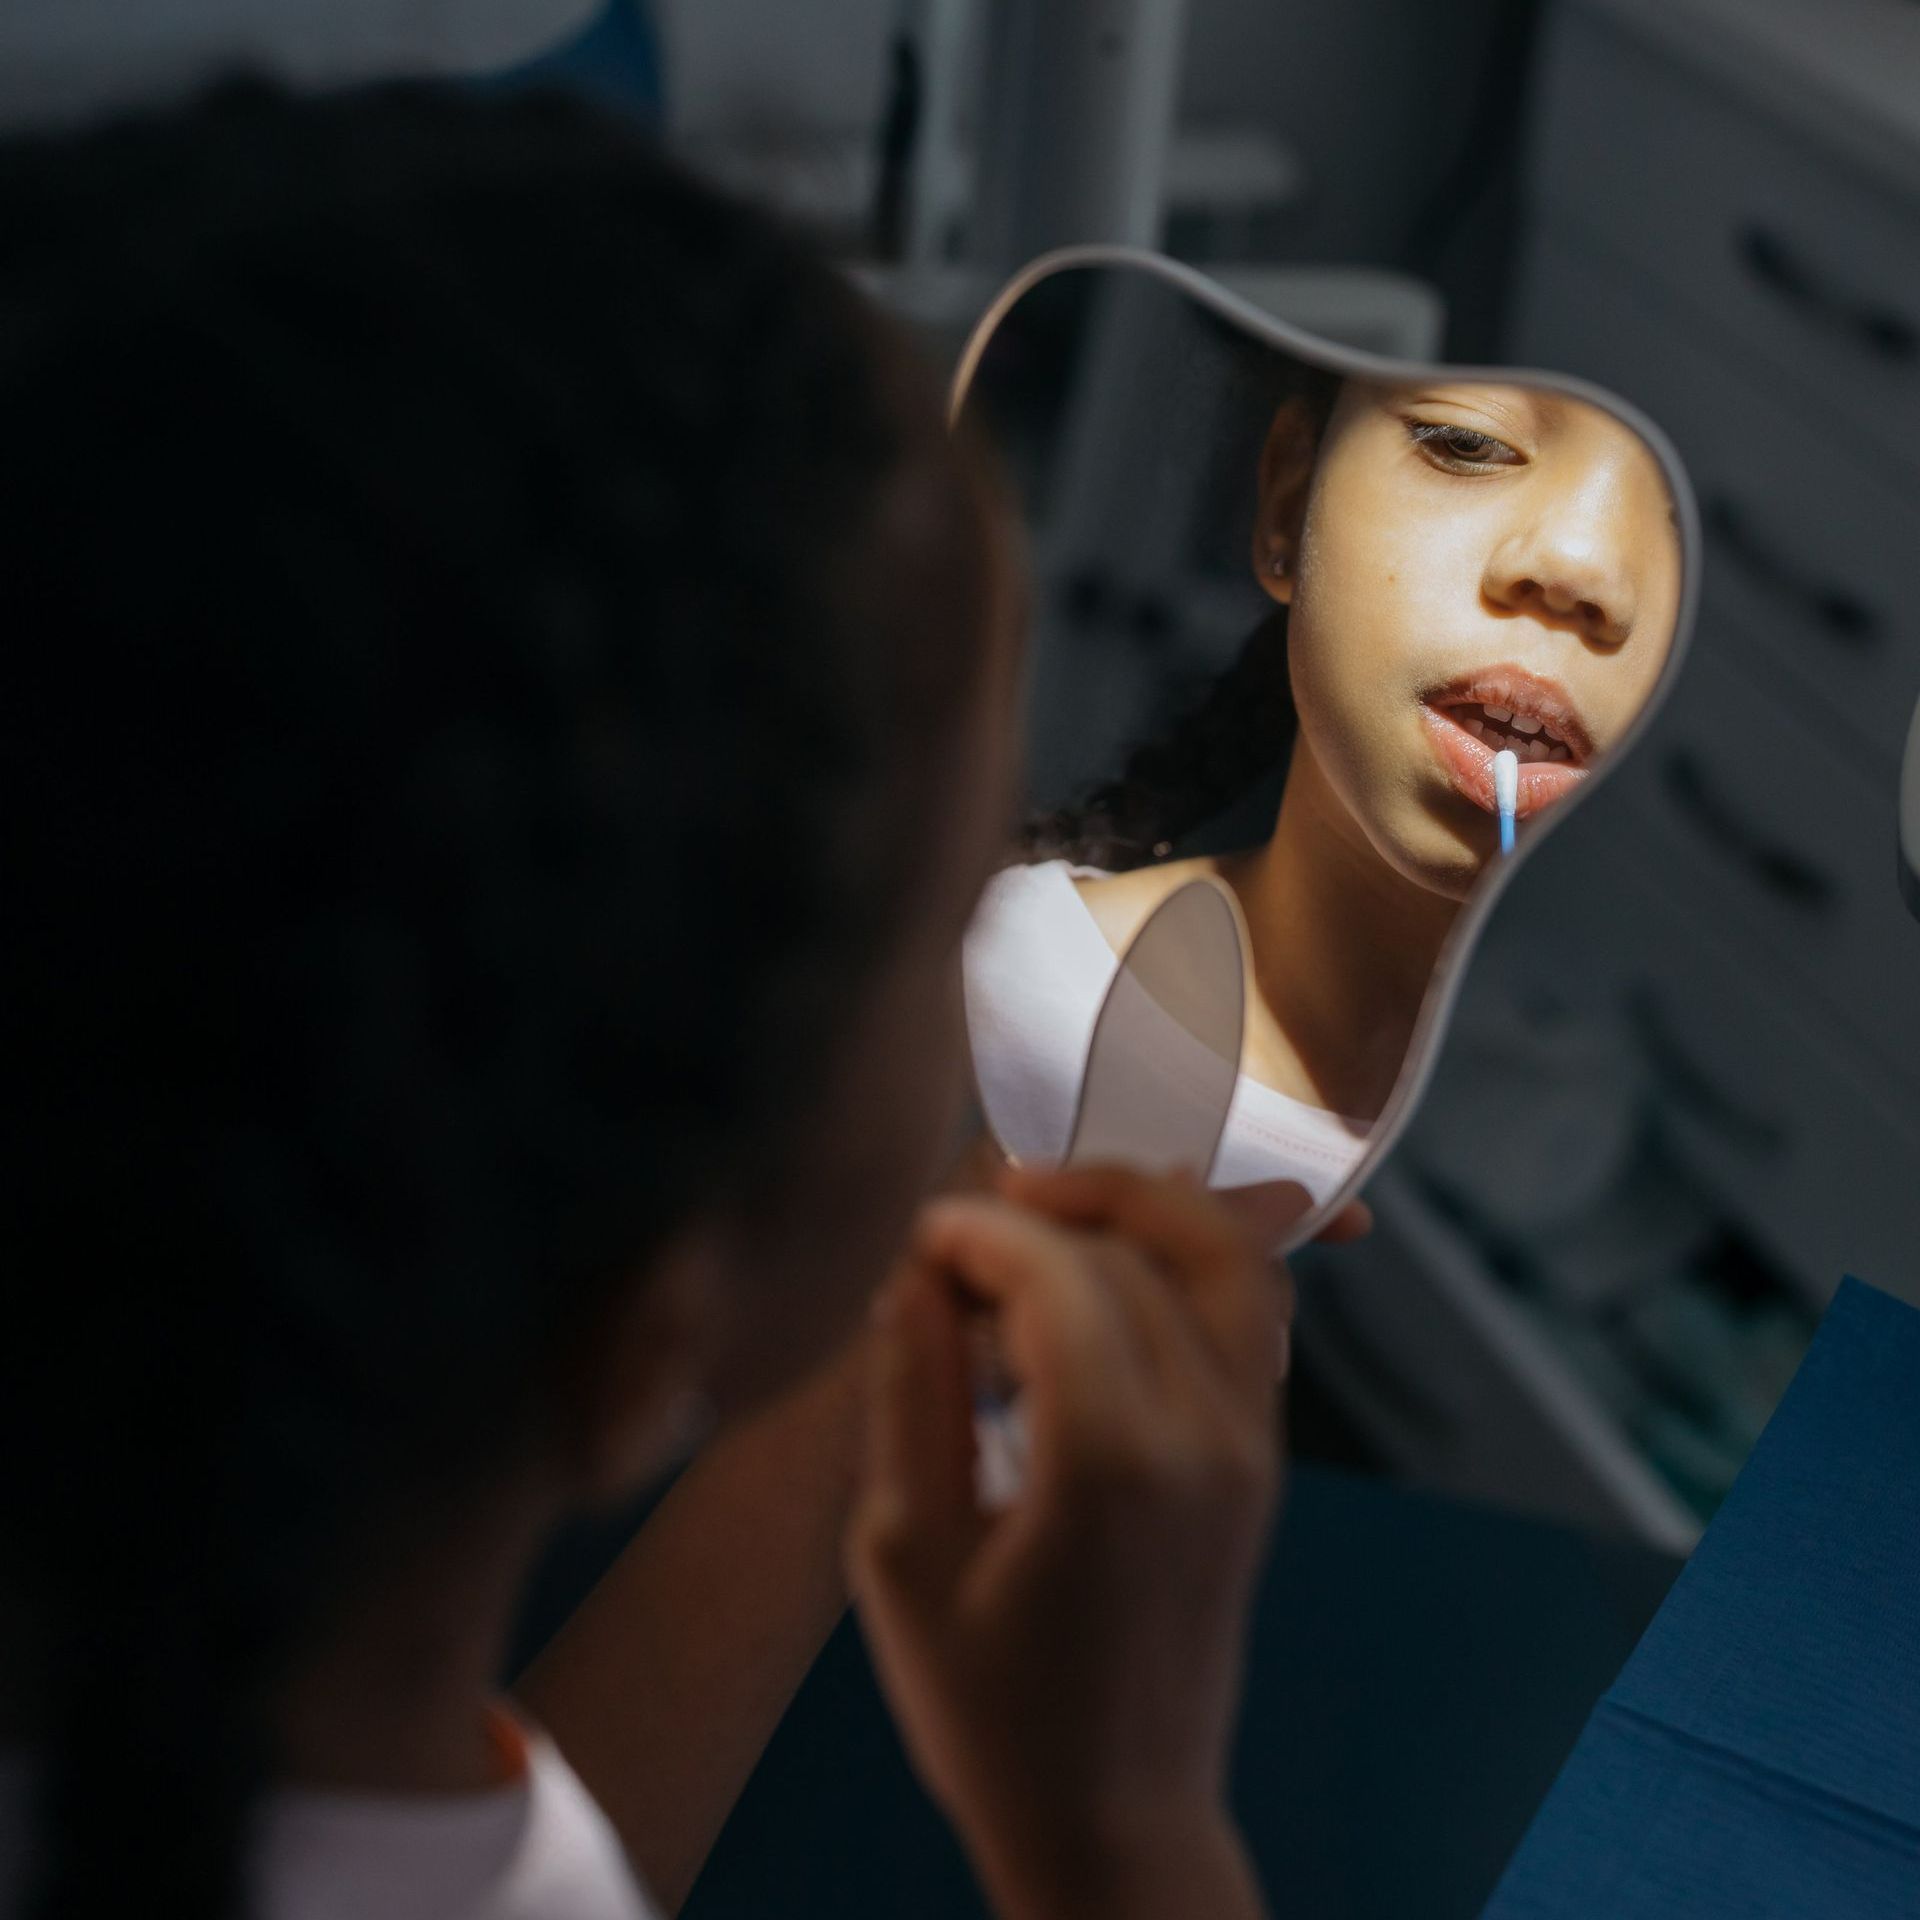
[1398,849,1482,905]
[1361,799,1489,905]
[1426,858,1483,904]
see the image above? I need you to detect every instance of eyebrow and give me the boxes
[1399,386,1560,436]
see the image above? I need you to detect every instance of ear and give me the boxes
[563,1228,732,1501]
[1251,397,1321,608]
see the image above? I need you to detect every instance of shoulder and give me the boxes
[241,1730,659,1920]
[1071,856,1219,956]
[967,857,1087,953]
[509,1734,662,1920]
[963,860,1112,1168]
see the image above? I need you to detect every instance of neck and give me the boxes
[277,1473,560,1794]
[1224,745,1459,1120]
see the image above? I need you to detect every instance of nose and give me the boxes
[1483,512,1636,648]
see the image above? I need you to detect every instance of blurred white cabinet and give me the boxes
[1302,0,1920,1548]
[1505,0,1920,1298]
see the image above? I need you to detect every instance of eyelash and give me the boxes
[1405,419,1523,472]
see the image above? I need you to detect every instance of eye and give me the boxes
[1405,419,1524,472]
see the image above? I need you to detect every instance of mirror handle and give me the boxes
[1702,494,1883,648]
[1737,224,1920,365]
[1626,986,1786,1158]
[1661,750,1838,915]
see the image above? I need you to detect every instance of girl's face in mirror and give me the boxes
[1263,380,1681,901]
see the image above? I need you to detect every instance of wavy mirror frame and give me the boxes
[950,245,1703,1255]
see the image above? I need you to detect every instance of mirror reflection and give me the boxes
[960,262,1683,1221]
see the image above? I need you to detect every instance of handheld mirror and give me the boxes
[956,249,1699,1253]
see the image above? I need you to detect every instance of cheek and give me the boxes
[855,957,970,1202]
[1569,515,1682,749]
[1633,536,1685,704]
[706,954,969,1413]
[818,961,971,1311]
[1289,518,1430,770]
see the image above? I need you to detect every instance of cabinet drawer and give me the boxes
[1609,851,1920,1309]
[1472,816,1920,1307]
[1511,233,1920,770]
[1606,634,1920,1095]
[1528,8,1920,477]
[1293,1182,1692,1544]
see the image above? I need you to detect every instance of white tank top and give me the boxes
[963,860,1370,1204]
[0,1724,659,1920]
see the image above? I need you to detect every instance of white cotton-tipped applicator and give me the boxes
[1494,748,1519,857]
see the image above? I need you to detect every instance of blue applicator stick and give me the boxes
[1495,748,1519,857]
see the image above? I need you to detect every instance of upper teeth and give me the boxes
[1485,706,1513,723]
[1510,713,1543,735]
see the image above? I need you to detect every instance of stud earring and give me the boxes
[1268,551,1288,577]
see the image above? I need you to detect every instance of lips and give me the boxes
[1420,666,1594,821]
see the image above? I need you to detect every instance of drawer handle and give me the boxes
[1663,750,1837,915]
[1703,495,1882,648]
[1737,224,1920,366]
[1627,986,1785,1158]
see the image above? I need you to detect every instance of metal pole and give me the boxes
[968,0,1191,266]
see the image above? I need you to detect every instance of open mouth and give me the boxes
[1420,667,1594,822]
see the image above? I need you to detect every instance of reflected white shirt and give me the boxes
[964,860,1370,1202]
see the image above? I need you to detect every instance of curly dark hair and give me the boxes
[0,81,994,1919]
[1022,341,1340,871]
